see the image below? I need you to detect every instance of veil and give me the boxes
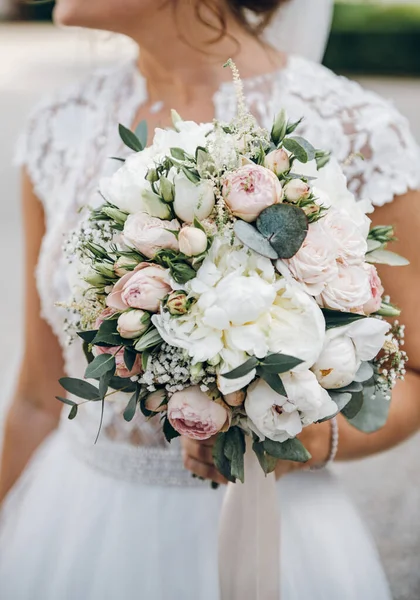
[263,0,334,63]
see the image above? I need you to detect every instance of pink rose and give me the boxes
[168,386,228,440]
[106,263,172,313]
[322,208,367,266]
[95,345,142,378]
[363,264,384,314]
[94,307,117,330]
[222,164,283,222]
[317,264,372,313]
[122,212,180,259]
[284,221,338,295]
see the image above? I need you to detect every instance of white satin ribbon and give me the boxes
[218,440,280,600]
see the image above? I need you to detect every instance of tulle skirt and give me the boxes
[0,431,391,600]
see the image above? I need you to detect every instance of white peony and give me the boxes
[312,317,390,389]
[153,121,213,157]
[173,173,215,223]
[152,235,326,393]
[245,373,337,443]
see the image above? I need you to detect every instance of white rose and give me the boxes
[283,179,311,202]
[317,265,371,312]
[122,212,180,258]
[178,226,208,257]
[284,221,338,295]
[117,309,150,339]
[322,207,367,266]
[264,149,290,176]
[312,318,390,389]
[173,174,215,223]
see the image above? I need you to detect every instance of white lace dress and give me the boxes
[1,56,419,600]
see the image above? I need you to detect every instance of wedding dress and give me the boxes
[1,50,420,599]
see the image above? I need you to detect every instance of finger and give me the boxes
[183,455,227,485]
[184,441,214,465]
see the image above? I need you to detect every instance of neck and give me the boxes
[125,3,284,104]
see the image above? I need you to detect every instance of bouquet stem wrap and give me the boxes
[218,439,280,600]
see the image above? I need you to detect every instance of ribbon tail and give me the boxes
[218,439,280,600]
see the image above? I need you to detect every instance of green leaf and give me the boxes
[170,147,187,161]
[223,428,246,483]
[347,382,391,433]
[322,309,366,330]
[134,328,162,352]
[283,136,316,163]
[142,189,172,219]
[134,120,148,149]
[85,354,116,379]
[124,348,137,372]
[260,353,304,374]
[170,262,196,284]
[181,166,200,184]
[256,368,287,396]
[123,392,138,422]
[263,438,311,463]
[366,249,409,266]
[252,439,277,474]
[341,390,364,419]
[222,357,259,380]
[212,433,235,483]
[82,341,94,364]
[93,319,126,346]
[68,405,78,420]
[233,220,279,259]
[77,330,98,343]
[163,418,181,443]
[256,204,308,259]
[271,109,288,145]
[118,123,144,152]
[193,216,206,233]
[59,377,100,401]
[375,301,401,318]
[141,351,150,371]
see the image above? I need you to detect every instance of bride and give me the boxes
[1,0,420,598]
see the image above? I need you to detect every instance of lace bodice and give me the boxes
[16,56,420,482]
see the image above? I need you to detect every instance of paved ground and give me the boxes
[1,24,419,599]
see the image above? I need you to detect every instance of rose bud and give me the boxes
[178,226,208,257]
[363,264,384,315]
[166,291,190,316]
[222,164,283,223]
[122,212,180,259]
[173,174,215,223]
[224,389,245,407]
[117,309,150,339]
[106,263,172,313]
[264,149,290,176]
[167,386,228,440]
[145,389,168,413]
[84,270,107,288]
[114,256,139,277]
[284,179,311,202]
[95,346,142,378]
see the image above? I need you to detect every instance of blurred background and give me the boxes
[0,1,419,598]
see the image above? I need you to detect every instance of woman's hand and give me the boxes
[182,419,333,483]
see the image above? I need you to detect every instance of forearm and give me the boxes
[336,368,420,461]
[0,398,60,503]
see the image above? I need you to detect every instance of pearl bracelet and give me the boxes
[309,416,339,471]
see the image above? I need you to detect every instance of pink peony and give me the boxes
[122,212,180,259]
[322,208,367,266]
[167,386,228,440]
[106,263,172,313]
[317,264,372,313]
[363,264,384,314]
[222,164,283,222]
[94,307,117,330]
[95,346,142,378]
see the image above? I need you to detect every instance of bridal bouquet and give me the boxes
[59,62,407,482]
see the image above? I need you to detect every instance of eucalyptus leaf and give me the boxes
[134,120,148,149]
[108,376,137,393]
[256,204,308,259]
[326,392,353,414]
[123,392,138,422]
[260,353,304,374]
[366,249,409,266]
[233,220,279,260]
[68,405,78,420]
[341,390,364,419]
[283,136,316,163]
[85,354,116,379]
[322,309,366,330]
[252,439,278,474]
[59,377,100,401]
[354,362,374,383]
[118,124,143,152]
[56,396,77,407]
[263,438,311,463]
[212,433,235,482]
[99,369,114,399]
[347,383,391,433]
[222,357,259,380]
[223,428,246,483]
